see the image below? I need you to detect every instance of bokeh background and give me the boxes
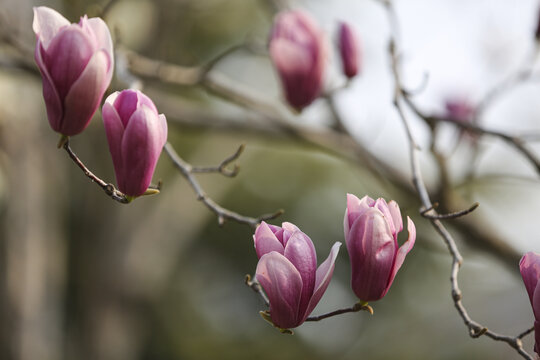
[1,0,540,359]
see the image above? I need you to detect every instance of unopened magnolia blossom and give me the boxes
[344,194,415,302]
[338,21,361,79]
[269,10,327,110]
[102,90,168,199]
[254,221,341,330]
[520,252,540,356]
[33,6,114,136]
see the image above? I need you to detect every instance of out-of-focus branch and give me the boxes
[476,50,540,116]
[381,1,534,358]
[191,144,244,177]
[403,96,540,176]
[164,142,283,227]
[421,202,479,220]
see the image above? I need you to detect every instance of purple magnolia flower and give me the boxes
[445,99,475,124]
[269,10,327,110]
[519,252,540,356]
[254,221,341,330]
[102,90,168,198]
[338,21,361,79]
[33,6,114,136]
[344,194,416,302]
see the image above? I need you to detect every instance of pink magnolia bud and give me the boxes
[102,90,168,198]
[33,7,114,136]
[338,21,361,79]
[269,10,327,110]
[520,252,540,356]
[445,99,475,124]
[254,221,341,330]
[344,194,415,302]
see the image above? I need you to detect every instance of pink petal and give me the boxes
[345,194,374,240]
[114,89,141,128]
[32,7,70,50]
[347,208,396,302]
[385,216,416,297]
[256,252,303,329]
[157,114,168,147]
[374,198,396,238]
[283,231,317,317]
[304,242,341,320]
[520,252,540,306]
[61,50,109,135]
[533,281,540,320]
[86,17,114,57]
[254,222,285,259]
[44,25,95,99]
[102,98,125,189]
[35,43,62,132]
[388,200,403,234]
[281,222,300,246]
[120,105,162,196]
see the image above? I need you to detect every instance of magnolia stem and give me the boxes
[305,302,373,322]
[164,142,283,227]
[62,137,129,204]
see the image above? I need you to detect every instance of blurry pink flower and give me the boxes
[102,90,167,198]
[445,99,475,124]
[338,21,361,79]
[520,252,540,356]
[33,7,114,136]
[344,194,415,302]
[269,10,327,110]
[254,221,341,330]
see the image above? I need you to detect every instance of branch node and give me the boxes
[470,326,488,338]
[452,290,462,302]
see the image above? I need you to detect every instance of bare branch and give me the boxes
[62,137,130,204]
[305,302,373,322]
[191,144,244,177]
[421,202,479,220]
[245,274,269,307]
[381,0,534,358]
[164,142,283,227]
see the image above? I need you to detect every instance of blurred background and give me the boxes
[1,0,540,359]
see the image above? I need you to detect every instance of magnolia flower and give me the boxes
[254,221,341,330]
[344,194,415,302]
[269,10,327,110]
[520,252,540,356]
[33,6,114,136]
[102,90,167,198]
[338,21,361,79]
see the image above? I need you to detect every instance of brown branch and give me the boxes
[245,274,269,307]
[164,142,283,227]
[382,1,534,358]
[421,202,479,220]
[191,144,244,177]
[305,302,373,322]
[62,137,130,204]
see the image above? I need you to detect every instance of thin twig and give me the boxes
[518,326,535,340]
[421,202,479,220]
[245,274,269,306]
[62,138,129,204]
[305,302,373,322]
[164,142,283,227]
[381,1,534,358]
[403,96,540,177]
[191,144,245,177]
